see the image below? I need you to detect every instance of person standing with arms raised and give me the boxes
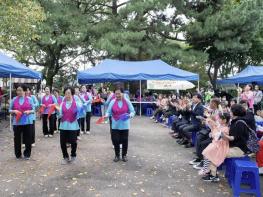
[79,85,92,135]
[40,87,57,138]
[9,84,35,160]
[105,88,135,162]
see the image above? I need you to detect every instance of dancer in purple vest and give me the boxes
[40,87,58,138]
[105,89,135,162]
[26,86,39,147]
[79,85,92,135]
[9,84,35,160]
[53,89,64,133]
[56,87,83,164]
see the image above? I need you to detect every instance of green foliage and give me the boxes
[183,0,263,88]
[0,0,45,52]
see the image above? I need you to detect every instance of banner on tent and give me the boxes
[147,80,195,90]
[12,78,39,84]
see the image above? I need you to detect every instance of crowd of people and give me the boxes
[9,84,135,164]
[149,84,263,182]
[6,82,263,184]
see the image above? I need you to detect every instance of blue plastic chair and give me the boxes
[146,108,153,117]
[167,115,177,128]
[232,160,261,197]
[93,105,102,116]
[224,156,250,185]
[191,131,198,146]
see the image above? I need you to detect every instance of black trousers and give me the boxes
[196,131,212,159]
[111,129,129,157]
[60,130,78,159]
[79,112,91,132]
[54,116,61,131]
[14,124,32,158]
[180,124,199,140]
[42,114,56,135]
[31,120,35,144]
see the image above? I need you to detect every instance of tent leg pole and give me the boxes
[140,80,142,117]
[198,80,200,92]
[9,74,12,132]
[237,83,240,104]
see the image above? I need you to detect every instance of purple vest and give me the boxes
[61,100,77,123]
[83,93,90,101]
[112,99,129,121]
[13,96,32,112]
[110,93,116,101]
[42,95,53,106]
[57,96,63,105]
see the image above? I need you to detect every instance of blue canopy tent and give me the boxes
[0,52,41,79]
[0,52,41,129]
[78,59,199,115]
[217,65,263,84]
[78,59,199,83]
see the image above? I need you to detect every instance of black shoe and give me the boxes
[176,139,183,143]
[179,139,188,145]
[184,143,193,148]
[193,160,204,170]
[189,158,201,165]
[202,174,220,182]
[177,139,185,144]
[122,156,128,162]
[113,156,120,162]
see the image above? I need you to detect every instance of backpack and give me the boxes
[236,120,260,153]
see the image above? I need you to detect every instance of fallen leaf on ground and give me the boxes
[89,186,95,191]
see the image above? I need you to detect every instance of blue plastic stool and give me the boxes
[224,156,250,185]
[167,115,177,128]
[191,131,198,146]
[146,108,153,117]
[157,114,163,123]
[93,106,102,116]
[232,160,261,197]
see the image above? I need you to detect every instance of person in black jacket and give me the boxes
[202,104,250,182]
[178,94,204,148]
[223,104,250,155]
[240,100,256,131]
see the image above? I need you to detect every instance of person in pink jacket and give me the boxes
[241,84,254,109]
[200,113,230,182]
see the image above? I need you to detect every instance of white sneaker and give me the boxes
[32,143,36,147]
[86,131,91,135]
[48,135,53,138]
[77,136,81,140]
[71,156,77,164]
[259,167,263,175]
[150,116,155,119]
[80,131,84,135]
[61,158,70,165]
[44,135,48,138]
[54,130,58,134]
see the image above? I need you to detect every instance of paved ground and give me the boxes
[0,117,262,197]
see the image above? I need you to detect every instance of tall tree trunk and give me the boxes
[207,61,220,90]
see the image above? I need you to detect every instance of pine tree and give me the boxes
[184,0,263,89]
